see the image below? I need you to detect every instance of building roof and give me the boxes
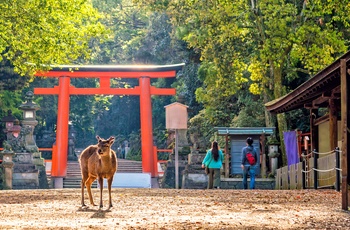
[164,102,189,108]
[265,50,350,114]
[215,127,275,136]
[35,63,185,78]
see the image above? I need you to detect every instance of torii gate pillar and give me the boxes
[52,77,71,179]
[139,77,154,175]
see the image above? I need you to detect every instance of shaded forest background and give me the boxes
[0,0,349,163]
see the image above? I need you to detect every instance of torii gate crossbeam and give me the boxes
[34,64,184,187]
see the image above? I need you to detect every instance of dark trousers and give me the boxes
[207,168,221,189]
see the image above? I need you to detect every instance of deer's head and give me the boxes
[96,135,115,155]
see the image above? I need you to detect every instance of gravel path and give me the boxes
[0,189,349,229]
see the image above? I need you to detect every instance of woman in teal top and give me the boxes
[201,141,224,189]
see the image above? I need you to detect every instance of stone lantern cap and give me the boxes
[1,110,17,122]
[19,91,40,111]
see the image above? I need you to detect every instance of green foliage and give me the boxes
[163,0,350,99]
[142,0,350,165]
[231,92,266,127]
[285,109,310,132]
[0,91,23,118]
[4,0,348,165]
[125,131,141,161]
[0,0,106,75]
[188,110,217,150]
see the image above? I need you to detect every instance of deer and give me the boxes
[79,135,117,209]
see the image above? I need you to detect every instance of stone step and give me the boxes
[61,159,143,188]
[63,177,97,189]
[66,160,143,173]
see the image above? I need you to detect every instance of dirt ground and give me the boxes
[0,188,349,230]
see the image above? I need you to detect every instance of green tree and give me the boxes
[88,1,197,150]
[0,0,106,76]
[135,0,350,165]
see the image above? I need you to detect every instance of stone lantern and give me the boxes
[19,91,39,125]
[2,110,17,139]
[67,124,77,161]
[0,147,15,189]
[18,91,39,153]
[267,136,280,176]
[18,91,45,168]
[1,110,16,189]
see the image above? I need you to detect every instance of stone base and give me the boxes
[182,173,207,189]
[13,172,39,189]
[187,153,206,165]
[160,162,186,189]
[220,178,275,189]
[53,177,63,189]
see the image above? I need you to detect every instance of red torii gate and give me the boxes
[34,64,184,184]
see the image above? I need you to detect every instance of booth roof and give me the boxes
[215,127,275,136]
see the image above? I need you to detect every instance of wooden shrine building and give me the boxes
[265,50,350,210]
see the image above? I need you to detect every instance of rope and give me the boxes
[301,153,312,158]
[317,174,336,181]
[313,168,335,173]
[301,169,313,173]
[302,167,342,173]
[312,150,335,155]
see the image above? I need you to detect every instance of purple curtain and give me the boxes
[283,131,299,167]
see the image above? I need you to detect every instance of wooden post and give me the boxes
[329,98,338,151]
[336,147,341,192]
[340,58,349,210]
[225,134,229,178]
[313,149,318,189]
[310,109,318,153]
[261,134,266,178]
[302,158,306,189]
[175,129,179,189]
[153,146,158,178]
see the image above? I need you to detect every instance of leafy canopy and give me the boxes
[0,0,106,75]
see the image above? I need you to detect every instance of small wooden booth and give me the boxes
[215,127,276,178]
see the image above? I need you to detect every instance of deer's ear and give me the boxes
[108,136,115,144]
[96,135,101,142]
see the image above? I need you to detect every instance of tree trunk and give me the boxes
[273,66,288,166]
[263,93,275,127]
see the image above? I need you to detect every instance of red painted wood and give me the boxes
[139,77,155,177]
[35,71,177,78]
[33,66,182,179]
[51,77,70,177]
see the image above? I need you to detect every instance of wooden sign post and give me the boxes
[165,102,188,189]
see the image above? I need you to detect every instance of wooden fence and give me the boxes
[275,151,340,190]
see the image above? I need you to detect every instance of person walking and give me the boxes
[241,137,258,189]
[201,141,224,189]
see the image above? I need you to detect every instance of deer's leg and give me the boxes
[81,178,86,207]
[81,171,89,207]
[86,176,97,206]
[98,177,104,209]
[107,176,113,209]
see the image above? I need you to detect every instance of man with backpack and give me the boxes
[241,137,258,189]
